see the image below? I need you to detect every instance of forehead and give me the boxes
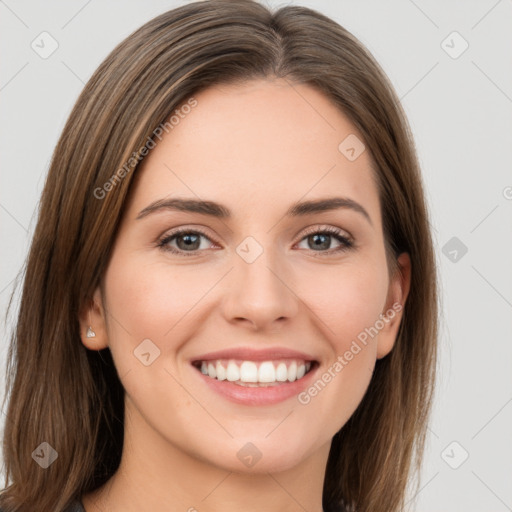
[127,78,380,224]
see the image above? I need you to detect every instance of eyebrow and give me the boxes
[136,196,372,226]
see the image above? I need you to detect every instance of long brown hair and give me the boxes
[0,1,438,510]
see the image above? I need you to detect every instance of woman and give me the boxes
[0,1,438,511]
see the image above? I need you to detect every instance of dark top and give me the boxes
[66,500,86,512]
[0,499,84,512]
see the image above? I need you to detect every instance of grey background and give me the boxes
[1,0,511,510]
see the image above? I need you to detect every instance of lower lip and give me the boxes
[193,364,318,406]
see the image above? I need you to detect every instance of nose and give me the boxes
[221,245,299,331]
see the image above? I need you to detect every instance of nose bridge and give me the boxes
[224,234,298,326]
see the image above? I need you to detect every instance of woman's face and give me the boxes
[83,78,409,474]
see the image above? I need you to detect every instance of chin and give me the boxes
[193,435,319,474]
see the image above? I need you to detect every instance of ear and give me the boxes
[376,252,411,359]
[78,286,109,351]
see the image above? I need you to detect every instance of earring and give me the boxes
[86,326,96,338]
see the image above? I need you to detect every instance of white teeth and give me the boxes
[287,361,297,381]
[240,361,258,382]
[196,358,313,384]
[216,361,226,381]
[258,361,276,383]
[276,362,288,381]
[226,361,240,381]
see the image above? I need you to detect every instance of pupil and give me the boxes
[311,234,329,250]
[179,234,199,250]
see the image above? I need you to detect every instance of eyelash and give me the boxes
[157,225,354,257]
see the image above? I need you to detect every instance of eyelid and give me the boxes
[157,223,355,256]
[157,225,220,248]
[299,224,353,242]
[158,223,352,242]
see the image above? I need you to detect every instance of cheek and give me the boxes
[103,252,208,346]
[101,253,210,414]
[299,258,389,351]
[296,264,389,433]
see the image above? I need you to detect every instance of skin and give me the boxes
[80,78,410,512]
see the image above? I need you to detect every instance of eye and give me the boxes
[157,227,216,256]
[295,225,354,255]
[157,225,354,257]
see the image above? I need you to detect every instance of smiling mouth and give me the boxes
[192,358,317,387]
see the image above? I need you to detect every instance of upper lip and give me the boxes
[191,347,317,363]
